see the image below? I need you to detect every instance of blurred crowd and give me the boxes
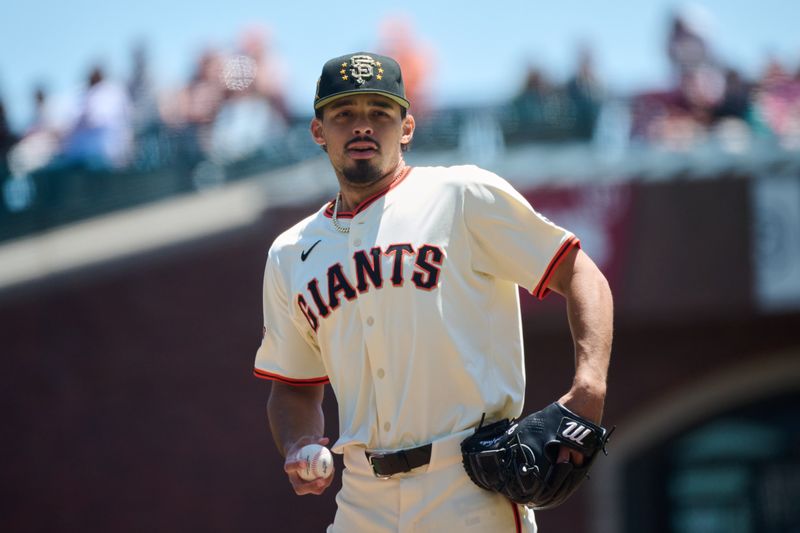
[1,10,799,182]
[629,7,800,152]
[508,7,800,153]
[0,25,296,179]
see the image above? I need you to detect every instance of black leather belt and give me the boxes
[365,443,433,479]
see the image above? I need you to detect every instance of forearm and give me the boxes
[563,264,613,414]
[549,249,613,422]
[267,382,326,456]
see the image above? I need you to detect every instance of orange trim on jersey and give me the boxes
[532,236,581,300]
[253,368,329,386]
[323,166,413,219]
[510,501,522,533]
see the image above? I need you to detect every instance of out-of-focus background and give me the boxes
[1,1,799,532]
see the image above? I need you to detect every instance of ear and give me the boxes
[310,118,326,147]
[401,113,415,145]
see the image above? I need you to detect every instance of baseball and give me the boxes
[297,444,333,481]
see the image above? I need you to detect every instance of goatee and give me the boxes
[343,160,383,185]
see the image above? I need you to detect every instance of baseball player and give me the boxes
[254,52,613,532]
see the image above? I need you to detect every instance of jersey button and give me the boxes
[353,238,362,247]
[383,422,391,432]
[366,316,374,326]
[377,368,385,379]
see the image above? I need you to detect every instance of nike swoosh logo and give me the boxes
[301,240,322,262]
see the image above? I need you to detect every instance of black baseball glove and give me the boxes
[460,402,612,510]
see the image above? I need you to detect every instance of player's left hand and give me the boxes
[557,387,605,467]
[557,444,586,466]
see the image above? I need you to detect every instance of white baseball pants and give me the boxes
[327,428,537,532]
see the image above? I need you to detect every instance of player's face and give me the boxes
[311,95,414,185]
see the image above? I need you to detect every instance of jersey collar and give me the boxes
[324,166,413,220]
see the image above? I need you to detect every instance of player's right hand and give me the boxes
[284,436,335,496]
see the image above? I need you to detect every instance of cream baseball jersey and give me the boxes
[254,165,579,454]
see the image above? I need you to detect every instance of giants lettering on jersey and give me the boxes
[297,243,445,331]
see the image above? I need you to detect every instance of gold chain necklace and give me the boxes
[331,192,350,234]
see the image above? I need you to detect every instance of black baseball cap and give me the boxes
[314,52,410,111]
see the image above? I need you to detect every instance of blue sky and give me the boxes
[1,0,798,131]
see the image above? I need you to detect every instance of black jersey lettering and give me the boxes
[412,245,444,290]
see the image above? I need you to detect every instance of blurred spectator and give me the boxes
[707,68,754,153]
[509,67,551,128]
[627,7,731,150]
[181,50,226,127]
[378,14,435,118]
[210,26,289,162]
[160,49,226,160]
[667,5,715,83]
[234,25,289,121]
[566,45,605,138]
[750,58,800,148]
[61,65,134,169]
[126,42,167,171]
[665,5,725,146]
[678,65,725,123]
[27,86,60,135]
[6,86,62,176]
[629,88,711,151]
[507,66,582,142]
[713,67,752,121]
[0,98,18,172]
[506,47,606,143]
[128,42,159,133]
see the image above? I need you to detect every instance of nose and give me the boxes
[353,117,374,137]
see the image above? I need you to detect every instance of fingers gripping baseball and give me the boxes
[284,437,335,496]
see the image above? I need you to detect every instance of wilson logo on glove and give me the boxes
[560,421,594,445]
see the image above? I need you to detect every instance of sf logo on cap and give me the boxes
[343,55,383,85]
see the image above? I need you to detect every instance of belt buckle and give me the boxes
[367,453,393,480]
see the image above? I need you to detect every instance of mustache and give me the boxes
[345,136,381,150]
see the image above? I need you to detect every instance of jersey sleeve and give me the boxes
[462,168,580,299]
[253,247,329,385]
